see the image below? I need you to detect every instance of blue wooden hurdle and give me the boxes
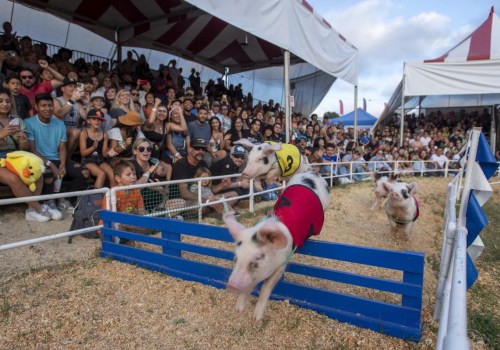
[100,211,425,341]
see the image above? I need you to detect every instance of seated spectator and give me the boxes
[207,116,227,165]
[430,147,449,176]
[223,116,245,151]
[79,110,116,188]
[320,143,338,176]
[25,93,87,211]
[142,98,187,163]
[262,124,273,141]
[53,77,86,157]
[88,92,113,131]
[368,149,392,173]
[130,138,185,215]
[166,106,188,162]
[142,92,156,119]
[109,89,134,121]
[170,138,223,215]
[186,104,211,150]
[192,167,237,211]
[210,145,249,200]
[5,74,31,119]
[351,149,370,181]
[107,111,145,160]
[104,86,117,111]
[19,61,64,114]
[0,88,61,222]
[242,118,263,144]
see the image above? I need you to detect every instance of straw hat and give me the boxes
[118,111,143,126]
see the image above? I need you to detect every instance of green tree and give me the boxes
[323,111,339,119]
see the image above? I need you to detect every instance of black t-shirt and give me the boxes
[170,157,208,199]
[14,94,31,119]
[210,155,239,185]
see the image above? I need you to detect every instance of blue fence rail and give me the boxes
[100,210,425,341]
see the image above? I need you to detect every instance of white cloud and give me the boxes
[313,0,478,119]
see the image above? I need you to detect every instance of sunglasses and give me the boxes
[192,146,206,151]
[131,93,139,96]
[20,75,33,79]
[185,93,194,96]
[157,109,168,113]
[136,146,153,152]
[233,155,244,159]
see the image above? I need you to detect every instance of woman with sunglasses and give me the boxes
[142,98,187,162]
[131,138,185,214]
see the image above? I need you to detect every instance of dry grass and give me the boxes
[0,176,496,350]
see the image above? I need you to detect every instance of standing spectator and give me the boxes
[167,60,181,90]
[1,22,19,52]
[19,60,64,114]
[153,65,172,97]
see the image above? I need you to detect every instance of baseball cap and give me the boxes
[61,77,77,87]
[90,91,105,101]
[231,145,245,156]
[213,101,221,106]
[87,109,106,121]
[191,138,208,149]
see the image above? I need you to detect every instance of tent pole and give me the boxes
[10,1,15,23]
[115,29,122,67]
[353,85,358,142]
[491,105,496,154]
[63,22,71,48]
[399,71,406,147]
[284,50,291,144]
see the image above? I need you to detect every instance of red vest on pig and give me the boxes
[273,184,325,248]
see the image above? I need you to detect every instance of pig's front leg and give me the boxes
[236,291,252,313]
[253,264,286,322]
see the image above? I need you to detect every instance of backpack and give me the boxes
[68,191,103,243]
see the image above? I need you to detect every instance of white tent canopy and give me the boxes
[376,7,500,136]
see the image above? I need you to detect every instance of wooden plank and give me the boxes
[286,262,422,297]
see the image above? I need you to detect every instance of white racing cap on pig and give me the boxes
[223,171,330,322]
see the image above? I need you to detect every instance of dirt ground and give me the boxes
[0,177,494,350]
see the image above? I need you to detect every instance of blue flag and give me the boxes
[465,132,496,288]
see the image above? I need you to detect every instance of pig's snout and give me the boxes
[227,281,242,293]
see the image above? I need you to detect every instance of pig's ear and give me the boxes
[257,222,288,249]
[381,180,393,193]
[223,212,246,241]
[407,182,417,195]
[234,139,255,150]
[262,142,282,156]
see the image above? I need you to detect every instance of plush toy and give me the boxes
[0,151,45,192]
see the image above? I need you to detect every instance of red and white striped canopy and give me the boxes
[425,6,500,63]
[15,0,358,84]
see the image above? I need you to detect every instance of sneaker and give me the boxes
[57,198,75,211]
[25,208,50,222]
[172,215,184,221]
[40,204,63,221]
[45,199,57,210]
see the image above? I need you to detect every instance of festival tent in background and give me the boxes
[328,108,377,128]
[375,6,500,150]
[3,0,358,117]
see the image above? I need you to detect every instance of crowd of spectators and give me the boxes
[0,21,497,223]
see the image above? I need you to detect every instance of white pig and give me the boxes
[371,173,398,210]
[223,171,331,321]
[382,181,420,234]
[235,139,309,191]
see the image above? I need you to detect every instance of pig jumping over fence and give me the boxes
[235,139,309,191]
[223,171,331,321]
[371,173,398,210]
[382,181,420,234]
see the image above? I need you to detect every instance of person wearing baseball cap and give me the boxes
[210,144,249,199]
[88,92,113,131]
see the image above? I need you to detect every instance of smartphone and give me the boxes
[139,79,148,85]
[77,82,84,90]
[8,115,19,127]
[6,50,17,57]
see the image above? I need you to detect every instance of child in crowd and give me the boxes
[191,167,236,213]
[99,159,151,243]
[79,110,115,188]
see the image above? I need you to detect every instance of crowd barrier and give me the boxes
[100,210,425,341]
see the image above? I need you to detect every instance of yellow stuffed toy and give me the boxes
[0,151,45,192]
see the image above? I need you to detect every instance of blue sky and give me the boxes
[308,0,499,117]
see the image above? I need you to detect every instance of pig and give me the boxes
[235,139,309,191]
[370,173,398,210]
[223,171,331,321]
[382,181,419,234]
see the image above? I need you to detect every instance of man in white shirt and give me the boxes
[430,147,449,176]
